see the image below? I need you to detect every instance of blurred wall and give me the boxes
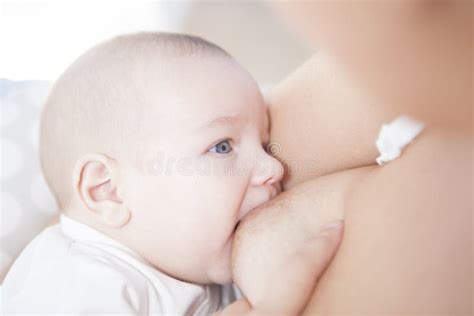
[0,1,313,84]
[0,1,195,80]
[182,1,314,86]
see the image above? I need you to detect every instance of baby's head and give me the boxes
[40,32,283,284]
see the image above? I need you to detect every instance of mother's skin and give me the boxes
[236,2,472,315]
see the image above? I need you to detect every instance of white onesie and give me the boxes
[1,215,235,315]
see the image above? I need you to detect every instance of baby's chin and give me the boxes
[205,236,233,284]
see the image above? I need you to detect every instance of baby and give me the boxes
[1,33,342,315]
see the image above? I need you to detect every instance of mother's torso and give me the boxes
[266,52,472,315]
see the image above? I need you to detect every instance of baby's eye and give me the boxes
[209,139,233,154]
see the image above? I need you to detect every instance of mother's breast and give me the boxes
[303,128,472,315]
[266,52,382,188]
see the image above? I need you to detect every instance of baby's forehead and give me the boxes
[138,57,262,116]
[139,54,249,88]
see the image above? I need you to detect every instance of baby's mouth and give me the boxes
[233,220,241,233]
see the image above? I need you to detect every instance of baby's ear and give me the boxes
[73,153,130,228]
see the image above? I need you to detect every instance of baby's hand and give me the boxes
[231,193,344,315]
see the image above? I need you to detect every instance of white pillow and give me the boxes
[0,79,58,283]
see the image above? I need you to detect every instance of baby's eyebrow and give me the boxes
[199,115,240,130]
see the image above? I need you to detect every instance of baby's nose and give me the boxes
[250,150,284,187]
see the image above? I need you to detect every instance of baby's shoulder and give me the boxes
[1,225,153,314]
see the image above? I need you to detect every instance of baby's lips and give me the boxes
[267,184,279,200]
[274,182,282,195]
[233,220,241,232]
